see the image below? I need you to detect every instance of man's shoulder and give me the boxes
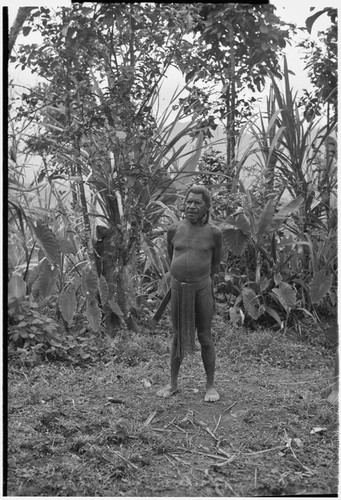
[167,221,182,235]
[208,222,222,236]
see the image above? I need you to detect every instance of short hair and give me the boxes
[185,184,211,208]
[184,184,211,224]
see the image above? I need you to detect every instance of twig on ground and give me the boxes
[106,397,125,404]
[151,427,172,432]
[225,479,238,496]
[223,400,239,414]
[213,414,221,434]
[288,443,314,474]
[169,453,191,466]
[20,369,29,382]
[143,410,157,427]
[254,467,258,489]
[216,446,235,460]
[164,417,176,429]
[283,429,314,474]
[112,450,138,470]
[177,448,232,461]
[193,416,218,441]
[241,445,284,455]
[163,453,178,471]
[270,380,315,385]
[171,422,188,434]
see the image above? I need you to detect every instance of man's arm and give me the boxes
[167,223,178,263]
[211,226,223,276]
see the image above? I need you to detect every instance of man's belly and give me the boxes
[170,253,211,283]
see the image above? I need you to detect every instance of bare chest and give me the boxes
[172,224,213,252]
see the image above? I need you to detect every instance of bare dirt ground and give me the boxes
[6,315,338,496]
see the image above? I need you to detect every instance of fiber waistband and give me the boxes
[171,275,211,287]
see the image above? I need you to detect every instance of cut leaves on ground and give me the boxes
[7,316,338,497]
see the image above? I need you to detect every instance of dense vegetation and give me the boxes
[6,4,338,496]
[8,3,337,354]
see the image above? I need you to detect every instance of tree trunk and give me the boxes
[264,86,277,194]
[225,19,236,176]
[94,226,139,335]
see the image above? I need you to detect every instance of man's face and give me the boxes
[185,192,207,224]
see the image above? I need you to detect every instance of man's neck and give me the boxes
[185,218,205,227]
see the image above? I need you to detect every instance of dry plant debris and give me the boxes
[6,317,338,496]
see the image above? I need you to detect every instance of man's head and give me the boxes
[184,184,211,225]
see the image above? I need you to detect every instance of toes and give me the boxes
[204,395,220,402]
[156,387,178,398]
[204,389,220,402]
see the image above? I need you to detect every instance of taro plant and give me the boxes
[221,188,314,330]
[11,4,223,335]
[8,273,63,364]
[229,57,338,328]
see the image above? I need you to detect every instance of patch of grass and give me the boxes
[6,313,338,496]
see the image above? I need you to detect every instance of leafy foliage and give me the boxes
[219,181,336,329]
[309,270,334,304]
[7,3,337,352]
[59,287,77,326]
[298,8,337,123]
[175,3,295,164]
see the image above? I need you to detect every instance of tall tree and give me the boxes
[10,4,212,333]
[174,3,295,174]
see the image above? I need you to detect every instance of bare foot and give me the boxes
[204,387,220,402]
[157,384,178,398]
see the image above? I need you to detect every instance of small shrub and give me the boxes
[8,298,66,364]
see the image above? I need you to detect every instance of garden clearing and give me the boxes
[7,315,338,496]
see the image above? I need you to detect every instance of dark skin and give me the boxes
[157,192,223,402]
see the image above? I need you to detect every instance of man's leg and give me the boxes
[156,336,182,397]
[196,285,220,402]
[157,285,182,398]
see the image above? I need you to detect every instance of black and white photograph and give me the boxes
[5,0,338,496]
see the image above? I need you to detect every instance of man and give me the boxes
[157,184,223,402]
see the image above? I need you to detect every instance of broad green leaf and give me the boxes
[8,274,26,300]
[171,131,204,190]
[33,259,58,299]
[264,305,283,327]
[274,195,304,220]
[59,288,77,325]
[141,235,165,276]
[32,220,61,266]
[242,287,261,320]
[221,226,249,256]
[108,298,124,322]
[272,282,296,311]
[99,275,109,305]
[305,8,330,33]
[27,265,40,291]
[82,267,99,296]
[59,237,77,255]
[157,274,169,296]
[260,276,270,292]
[235,214,251,235]
[86,297,102,332]
[256,199,275,242]
[309,270,333,304]
[274,273,283,285]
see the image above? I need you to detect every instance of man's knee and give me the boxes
[197,330,214,348]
